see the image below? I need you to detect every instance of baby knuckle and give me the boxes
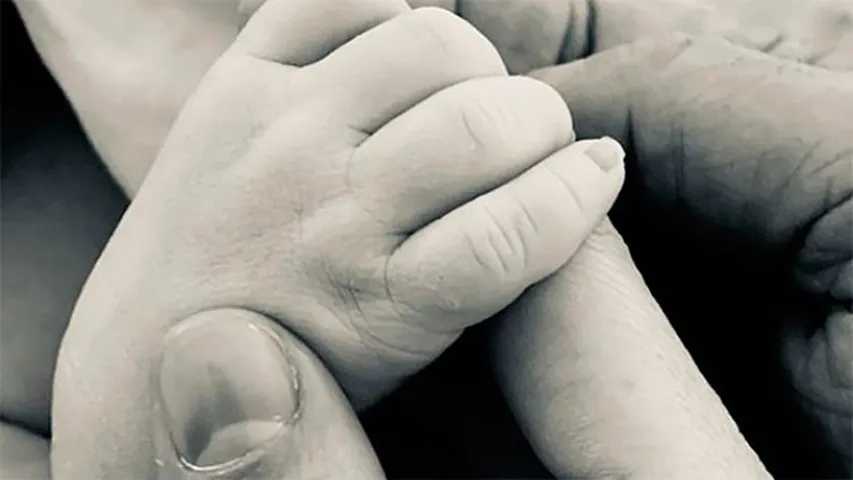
[510,75,575,142]
[467,207,530,278]
[407,7,505,76]
[544,163,586,217]
[408,7,474,48]
[466,77,575,159]
[454,77,571,156]
[408,277,465,317]
[383,254,461,317]
[457,94,509,151]
[532,80,573,130]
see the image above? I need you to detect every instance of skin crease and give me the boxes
[530,36,853,474]
[12,0,853,194]
[50,2,634,477]
[148,309,387,479]
[5,0,852,478]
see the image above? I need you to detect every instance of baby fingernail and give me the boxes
[158,311,300,470]
[585,136,625,172]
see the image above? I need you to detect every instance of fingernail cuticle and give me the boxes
[157,313,301,471]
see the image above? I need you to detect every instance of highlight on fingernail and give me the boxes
[585,136,625,172]
[156,312,301,472]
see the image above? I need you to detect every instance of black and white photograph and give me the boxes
[2,0,852,478]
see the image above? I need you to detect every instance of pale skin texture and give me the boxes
[49,0,774,477]
[528,37,853,475]
[3,0,852,477]
[13,0,853,193]
[7,1,762,479]
[51,2,631,477]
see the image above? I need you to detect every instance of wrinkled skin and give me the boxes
[5,0,853,476]
[532,36,853,474]
[15,0,853,193]
[49,2,635,476]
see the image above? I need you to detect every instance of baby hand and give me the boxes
[53,1,623,476]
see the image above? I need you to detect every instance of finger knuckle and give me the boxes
[456,92,510,152]
[453,76,573,157]
[385,253,465,317]
[543,162,587,218]
[466,204,532,278]
[509,76,575,143]
[407,7,506,76]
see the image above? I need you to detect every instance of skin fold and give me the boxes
[49,2,631,477]
[3,0,851,477]
[531,35,853,475]
[13,0,852,194]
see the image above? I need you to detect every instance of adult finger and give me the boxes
[456,0,574,73]
[492,219,771,479]
[528,36,853,474]
[531,35,853,263]
[532,36,853,376]
[53,309,384,479]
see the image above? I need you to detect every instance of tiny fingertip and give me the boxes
[585,136,625,172]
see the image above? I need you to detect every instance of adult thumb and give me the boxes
[150,309,384,480]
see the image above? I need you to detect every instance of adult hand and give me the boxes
[402,6,794,480]
[493,217,773,479]
[519,34,852,476]
[13,1,844,478]
[50,0,626,477]
[411,0,853,73]
[2,312,385,480]
[405,2,852,476]
[12,0,244,193]
[150,310,386,479]
[16,0,852,192]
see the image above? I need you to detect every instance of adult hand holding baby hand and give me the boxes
[403,1,852,476]
[9,0,847,478]
[50,1,625,477]
[516,32,853,478]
